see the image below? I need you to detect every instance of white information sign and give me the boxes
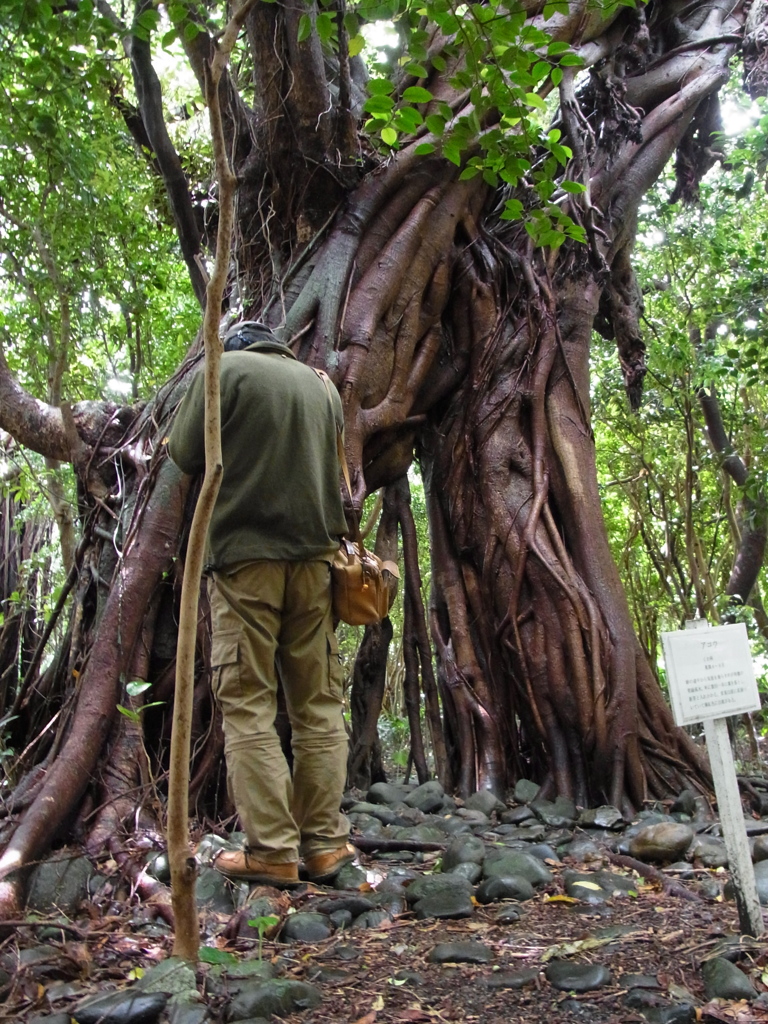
[661,621,761,727]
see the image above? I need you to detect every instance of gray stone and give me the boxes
[702,957,757,1001]
[280,912,333,943]
[464,790,505,816]
[72,990,168,1024]
[348,802,407,826]
[483,967,539,988]
[578,806,624,830]
[496,905,523,924]
[563,870,612,904]
[403,780,445,813]
[28,1016,71,1024]
[454,808,490,826]
[375,869,418,896]
[475,875,535,904]
[205,959,275,994]
[134,958,197,997]
[349,815,384,835]
[329,909,352,929]
[545,960,612,992]
[531,796,577,827]
[726,856,768,904]
[367,782,410,805]
[146,852,171,883]
[500,806,536,825]
[441,834,487,871]
[333,863,367,889]
[311,895,375,917]
[369,889,406,912]
[688,835,728,868]
[428,941,493,964]
[525,843,559,862]
[168,995,210,1024]
[227,979,322,1021]
[391,825,445,843]
[195,834,235,866]
[404,872,474,904]
[393,970,423,985]
[444,860,483,884]
[671,789,698,817]
[753,835,768,862]
[351,908,391,929]
[195,866,235,912]
[563,868,638,906]
[492,823,547,842]
[513,779,540,804]
[27,854,94,917]
[413,888,474,920]
[623,974,661,989]
[642,1007,696,1024]
[699,876,724,900]
[483,850,553,887]
[561,838,603,862]
[628,823,694,863]
[430,816,472,836]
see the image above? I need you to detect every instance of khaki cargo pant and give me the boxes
[208,560,349,863]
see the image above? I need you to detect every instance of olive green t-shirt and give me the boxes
[167,340,347,568]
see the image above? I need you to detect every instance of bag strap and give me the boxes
[314,369,363,547]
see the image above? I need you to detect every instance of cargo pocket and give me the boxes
[326,631,343,702]
[210,628,242,704]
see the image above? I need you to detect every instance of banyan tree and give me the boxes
[1,0,765,916]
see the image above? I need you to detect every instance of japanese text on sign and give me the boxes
[661,622,761,727]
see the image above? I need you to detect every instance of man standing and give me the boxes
[168,320,355,886]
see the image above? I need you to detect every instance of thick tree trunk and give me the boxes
[1,0,762,910]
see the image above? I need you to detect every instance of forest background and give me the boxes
[2,0,768,921]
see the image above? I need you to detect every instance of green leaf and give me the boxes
[442,137,463,166]
[183,21,200,41]
[127,680,152,697]
[502,198,524,220]
[297,13,312,43]
[403,63,429,77]
[525,92,546,110]
[425,114,446,136]
[560,53,585,66]
[560,180,586,194]
[199,947,238,965]
[348,35,365,57]
[414,142,436,155]
[116,705,141,724]
[368,78,394,95]
[316,12,334,44]
[393,106,423,131]
[136,9,160,33]
[381,126,398,146]
[364,94,395,115]
[402,86,433,103]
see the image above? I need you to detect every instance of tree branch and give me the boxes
[127,0,207,307]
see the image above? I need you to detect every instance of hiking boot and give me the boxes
[304,843,357,883]
[213,849,300,887]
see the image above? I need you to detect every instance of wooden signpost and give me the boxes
[661,619,764,937]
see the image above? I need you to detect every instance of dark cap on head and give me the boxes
[223,320,281,352]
